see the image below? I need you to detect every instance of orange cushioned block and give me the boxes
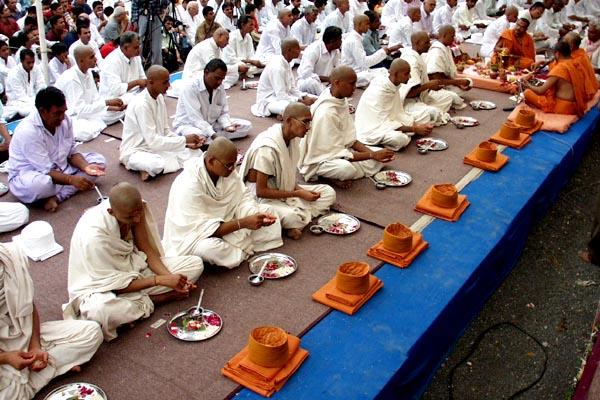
[414,186,470,222]
[367,232,428,268]
[463,148,509,172]
[489,130,532,149]
[312,274,383,315]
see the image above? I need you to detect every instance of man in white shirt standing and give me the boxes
[174,58,252,142]
[297,25,342,95]
[55,46,125,142]
[480,5,518,58]
[290,4,319,49]
[120,66,203,181]
[223,16,265,78]
[252,38,315,117]
[254,9,293,64]
[99,31,147,105]
[320,0,351,33]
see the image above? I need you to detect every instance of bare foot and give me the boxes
[43,196,59,212]
[579,249,592,263]
[70,365,82,373]
[276,114,284,121]
[325,178,352,189]
[150,290,189,305]
[140,171,150,181]
[285,228,302,240]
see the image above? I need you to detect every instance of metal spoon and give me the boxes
[418,142,435,154]
[368,176,386,190]
[189,288,205,318]
[94,185,108,204]
[248,260,269,286]
[450,119,466,129]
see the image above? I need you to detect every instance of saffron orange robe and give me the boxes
[571,48,599,101]
[524,59,588,116]
[492,29,535,70]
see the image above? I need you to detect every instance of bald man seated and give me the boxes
[64,183,204,341]
[252,38,316,117]
[120,66,203,181]
[298,66,395,189]
[563,32,599,101]
[55,45,126,142]
[241,103,336,240]
[163,137,283,269]
[355,59,434,151]
[254,9,294,64]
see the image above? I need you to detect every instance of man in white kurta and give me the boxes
[356,59,433,151]
[381,0,414,27]
[223,17,265,79]
[241,103,336,239]
[297,25,342,95]
[0,242,103,400]
[174,59,252,141]
[298,66,395,186]
[5,50,45,119]
[252,38,315,117]
[290,5,319,48]
[163,138,283,269]
[55,46,125,142]
[182,1,203,45]
[418,0,436,34]
[342,15,400,88]
[68,24,104,67]
[254,9,293,63]
[120,66,203,180]
[64,183,204,341]
[388,7,421,48]
[401,32,464,124]
[98,32,147,105]
[480,5,518,58]
[320,0,351,33]
[452,0,486,40]
[432,0,456,35]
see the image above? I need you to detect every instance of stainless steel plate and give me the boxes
[316,213,361,235]
[168,309,223,341]
[451,116,480,126]
[373,170,412,187]
[248,253,298,279]
[415,138,449,151]
[470,100,496,110]
[45,383,107,400]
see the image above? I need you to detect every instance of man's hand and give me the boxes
[300,96,316,106]
[70,175,95,191]
[1,351,36,370]
[135,79,147,89]
[83,164,106,177]
[0,143,9,152]
[185,134,204,149]
[427,80,444,91]
[238,64,249,74]
[459,24,469,31]
[240,213,277,230]
[457,79,471,90]
[475,23,487,29]
[156,274,192,293]
[106,98,124,108]
[412,124,433,136]
[28,348,48,372]
[294,189,320,202]
[372,149,395,162]
[384,44,402,54]
[224,124,240,133]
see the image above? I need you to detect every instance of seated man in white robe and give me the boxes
[452,0,488,40]
[252,38,316,117]
[298,66,395,188]
[380,0,414,27]
[68,22,104,67]
[120,66,203,181]
[174,59,252,142]
[342,14,401,88]
[480,5,518,59]
[254,9,293,64]
[223,16,265,79]
[182,28,243,88]
[388,6,421,48]
[0,242,103,399]
[163,137,283,269]
[98,31,147,105]
[55,45,125,142]
[290,5,319,49]
[5,49,45,119]
[47,43,73,86]
[425,25,472,97]
[64,183,204,342]
[320,0,351,34]
[355,59,433,151]
[585,22,600,83]
[241,102,336,240]
[432,0,457,35]
[401,31,465,124]
[297,25,342,95]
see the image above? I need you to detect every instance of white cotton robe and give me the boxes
[163,154,283,269]
[297,40,340,95]
[64,201,204,341]
[425,40,468,100]
[341,30,388,87]
[240,124,336,229]
[181,38,239,88]
[98,48,146,104]
[223,29,262,78]
[120,89,198,177]
[298,88,384,181]
[0,242,103,399]
[4,64,45,119]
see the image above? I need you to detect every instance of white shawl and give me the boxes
[425,41,457,79]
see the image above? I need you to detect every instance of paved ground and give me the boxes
[423,129,600,400]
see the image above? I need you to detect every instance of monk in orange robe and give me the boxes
[563,32,599,101]
[523,41,588,116]
[492,18,536,70]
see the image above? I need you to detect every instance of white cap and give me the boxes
[13,221,63,261]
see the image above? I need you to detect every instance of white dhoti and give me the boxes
[356,68,387,88]
[174,118,252,141]
[123,148,202,177]
[297,77,327,96]
[314,157,383,181]
[0,202,29,233]
[404,98,451,126]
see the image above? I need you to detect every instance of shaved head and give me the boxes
[207,137,237,161]
[281,37,300,52]
[411,30,430,53]
[353,13,368,26]
[438,24,455,37]
[73,45,93,61]
[330,65,356,82]
[282,102,311,119]
[407,6,420,18]
[390,58,409,74]
[147,64,169,81]
[389,58,410,85]
[109,183,142,213]
[278,8,292,18]
[564,31,581,49]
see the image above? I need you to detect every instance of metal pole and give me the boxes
[34,0,49,85]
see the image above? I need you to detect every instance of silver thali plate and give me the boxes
[45,383,107,400]
[248,253,298,279]
[451,116,479,126]
[415,138,448,151]
[168,308,223,341]
[470,100,496,110]
[316,213,361,235]
[373,170,412,187]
